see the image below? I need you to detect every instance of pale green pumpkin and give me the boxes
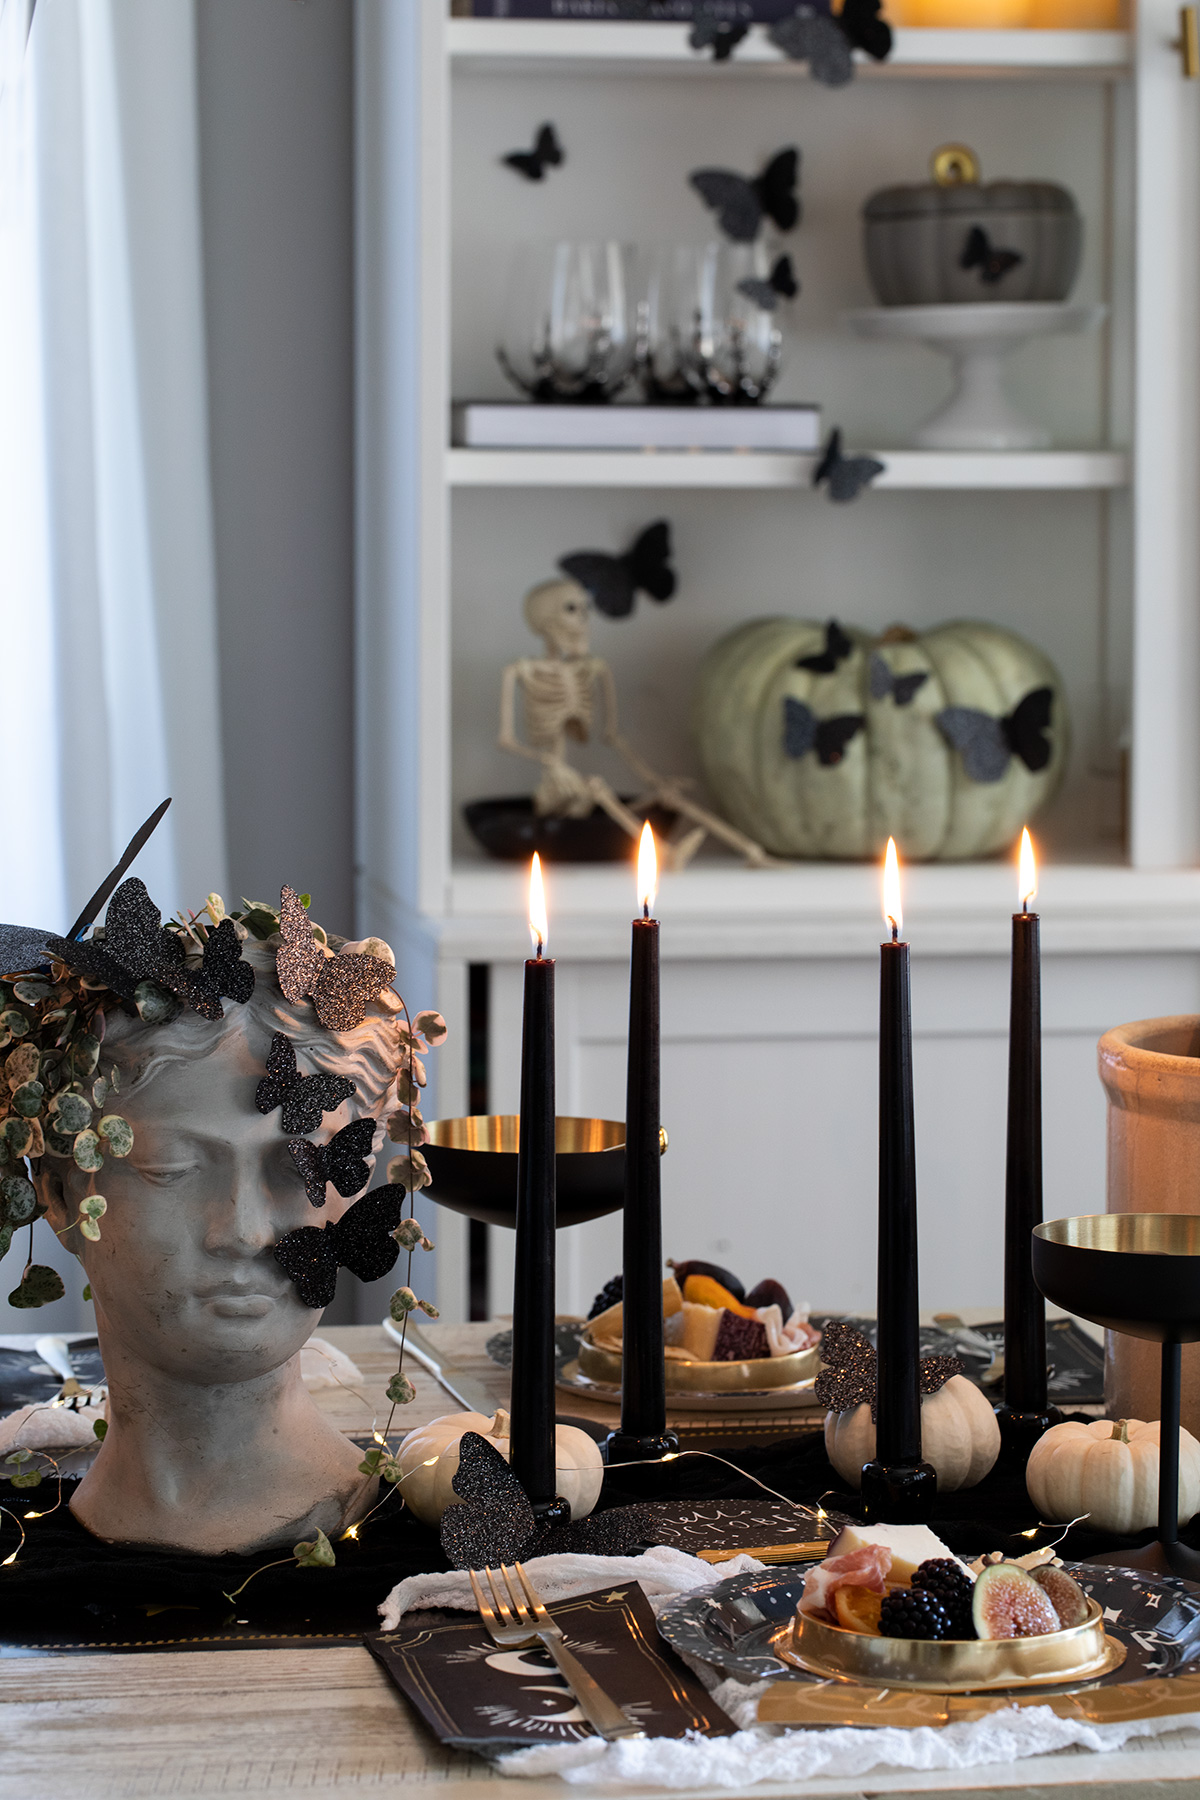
[693,618,1069,860]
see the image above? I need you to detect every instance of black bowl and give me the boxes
[464,797,678,864]
[424,1115,626,1229]
[1032,1212,1200,1342]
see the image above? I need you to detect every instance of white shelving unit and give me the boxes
[447,448,1129,488]
[357,2,1200,1323]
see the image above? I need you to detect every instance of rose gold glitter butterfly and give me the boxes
[275,886,395,1032]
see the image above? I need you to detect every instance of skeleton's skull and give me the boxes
[523,577,591,659]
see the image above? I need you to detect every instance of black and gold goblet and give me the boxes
[1032,1212,1200,1579]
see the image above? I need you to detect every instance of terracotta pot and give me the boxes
[1099,1016,1200,1436]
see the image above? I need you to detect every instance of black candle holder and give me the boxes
[423,1115,627,1229]
[1032,1212,1200,1580]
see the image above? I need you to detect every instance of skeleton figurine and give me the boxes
[499,577,775,869]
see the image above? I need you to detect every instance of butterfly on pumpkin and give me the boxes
[936,687,1054,783]
[815,1319,963,1423]
[275,885,395,1032]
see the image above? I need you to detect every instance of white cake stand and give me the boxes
[845,302,1107,451]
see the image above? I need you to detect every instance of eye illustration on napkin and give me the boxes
[816,1319,963,1421]
[276,885,395,1032]
[289,1117,377,1208]
[274,1185,406,1309]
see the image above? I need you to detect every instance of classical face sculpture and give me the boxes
[36,941,401,1553]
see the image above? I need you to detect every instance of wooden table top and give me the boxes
[2,1323,1195,1800]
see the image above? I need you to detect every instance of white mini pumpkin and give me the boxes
[1025,1417,1200,1535]
[824,1374,1001,1492]
[395,1408,604,1526]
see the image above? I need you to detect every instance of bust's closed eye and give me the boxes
[136,1163,199,1188]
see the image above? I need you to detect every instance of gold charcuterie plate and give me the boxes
[575,1335,820,1395]
[771,1599,1125,1693]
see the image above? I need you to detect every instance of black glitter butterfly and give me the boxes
[689,147,799,244]
[289,1117,377,1209]
[48,879,254,1023]
[869,654,929,706]
[936,686,1054,784]
[768,9,853,86]
[441,1432,539,1571]
[276,886,395,1032]
[783,698,864,766]
[273,1184,407,1310]
[503,123,563,183]
[960,226,1024,286]
[256,1031,357,1136]
[836,0,892,60]
[812,428,885,503]
[737,254,799,311]
[689,16,751,59]
[558,520,676,619]
[816,1319,963,1422]
[2,799,176,982]
[796,620,853,675]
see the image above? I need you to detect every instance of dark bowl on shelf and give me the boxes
[424,1114,627,1229]
[464,796,678,864]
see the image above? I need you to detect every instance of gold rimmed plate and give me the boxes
[772,1599,1125,1694]
[576,1334,820,1395]
[557,1358,819,1413]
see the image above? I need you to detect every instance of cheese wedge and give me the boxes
[827,1522,972,1586]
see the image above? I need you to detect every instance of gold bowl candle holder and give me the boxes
[424,1115,648,1230]
[1033,1212,1200,1579]
[773,1600,1124,1693]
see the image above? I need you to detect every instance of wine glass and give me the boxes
[497,241,637,403]
[638,242,787,405]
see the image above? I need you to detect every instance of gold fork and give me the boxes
[468,1562,646,1742]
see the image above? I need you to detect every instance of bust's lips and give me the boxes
[197,1281,285,1318]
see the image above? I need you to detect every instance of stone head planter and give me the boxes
[1,880,439,1558]
[1099,1016,1200,1437]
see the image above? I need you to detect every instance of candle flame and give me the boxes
[882,837,903,938]
[528,852,548,954]
[1018,827,1037,907]
[637,821,657,915]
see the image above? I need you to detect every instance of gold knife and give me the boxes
[697,1541,831,1566]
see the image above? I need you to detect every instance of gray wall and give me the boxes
[197,0,355,932]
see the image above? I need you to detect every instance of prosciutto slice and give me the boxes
[799,1544,892,1617]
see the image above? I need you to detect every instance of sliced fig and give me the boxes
[744,1277,793,1317]
[972,1562,1061,1641]
[1028,1563,1089,1629]
[668,1259,744,1301]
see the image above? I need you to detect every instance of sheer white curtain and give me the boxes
[0,0,227,1331]
[1,0,227,934]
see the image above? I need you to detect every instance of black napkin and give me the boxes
[366,1581,735,1749]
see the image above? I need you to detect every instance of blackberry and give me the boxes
[878,1589,952,1640]
[587,1274,623,1320]
[912,1558,976,1639]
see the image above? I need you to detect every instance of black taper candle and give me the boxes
[997,837,1056,1461]
[861,842,937,1523]
[509,866,569,1524]
[606,887,677,1465]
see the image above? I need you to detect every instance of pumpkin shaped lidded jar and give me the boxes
[863,144,1082,307]
[693,616,1068,861]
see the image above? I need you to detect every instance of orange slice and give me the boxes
[681,1274,758,1319]
[833,1586,883,1635]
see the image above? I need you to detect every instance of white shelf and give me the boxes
[447,447,1129,491]
[448,20,1131,77]
[439,858,1200,962]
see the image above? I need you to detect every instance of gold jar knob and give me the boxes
[930,143,981,187]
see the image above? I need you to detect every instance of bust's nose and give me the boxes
[203,1152,281,1260]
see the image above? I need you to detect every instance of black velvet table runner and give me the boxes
[3,1420,1197,1654]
